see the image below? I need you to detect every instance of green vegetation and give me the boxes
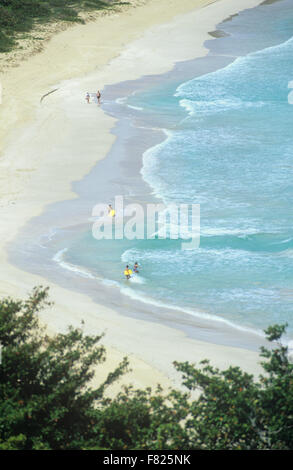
[0,0,116,53]
[0,287,293,449]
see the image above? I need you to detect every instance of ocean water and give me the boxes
[58,0,293,339]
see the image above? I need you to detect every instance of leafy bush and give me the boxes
[0,287,292,450]
[0,0,113,52]
[0,286,128,449]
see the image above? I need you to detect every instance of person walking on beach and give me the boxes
[96,90,101,105]
[86,92,90,104]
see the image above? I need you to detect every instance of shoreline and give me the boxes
[0,0,269,391]
[9,0,282,348]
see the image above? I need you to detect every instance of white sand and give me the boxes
[0,0,266,394]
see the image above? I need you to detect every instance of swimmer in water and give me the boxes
[133,262,139,273]
[124,265,132,280]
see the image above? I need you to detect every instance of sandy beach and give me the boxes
[0,0,268,393]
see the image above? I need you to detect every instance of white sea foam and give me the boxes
[119,284,266,340]
[201,227,260,237]
[279,249,293,258]
[127,104,144,111]
[116,97,127,105]
[140,128,173,201]
[53,248,122,288]
[53,248,96,280]
[179,98,265,117]
[121,246,263,265]
[176,35,293,101]
[38,227,59,248]
[129,274,145,284]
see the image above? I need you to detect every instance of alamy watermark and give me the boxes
[92,196,200,250]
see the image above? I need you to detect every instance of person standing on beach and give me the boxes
[97,90,101,105]
[86,92,90,104]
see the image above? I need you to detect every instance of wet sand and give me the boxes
[0,0,267,392]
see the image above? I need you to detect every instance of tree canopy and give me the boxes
[0,0,116,52]
[0,287,292,450]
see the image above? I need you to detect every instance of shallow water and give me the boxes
[59,0,293,337]
[11,0,293,346]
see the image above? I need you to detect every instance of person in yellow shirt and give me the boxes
[124,265,132,280]
[108,204,115,217]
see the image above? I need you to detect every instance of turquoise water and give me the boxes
[61,1,293,338]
